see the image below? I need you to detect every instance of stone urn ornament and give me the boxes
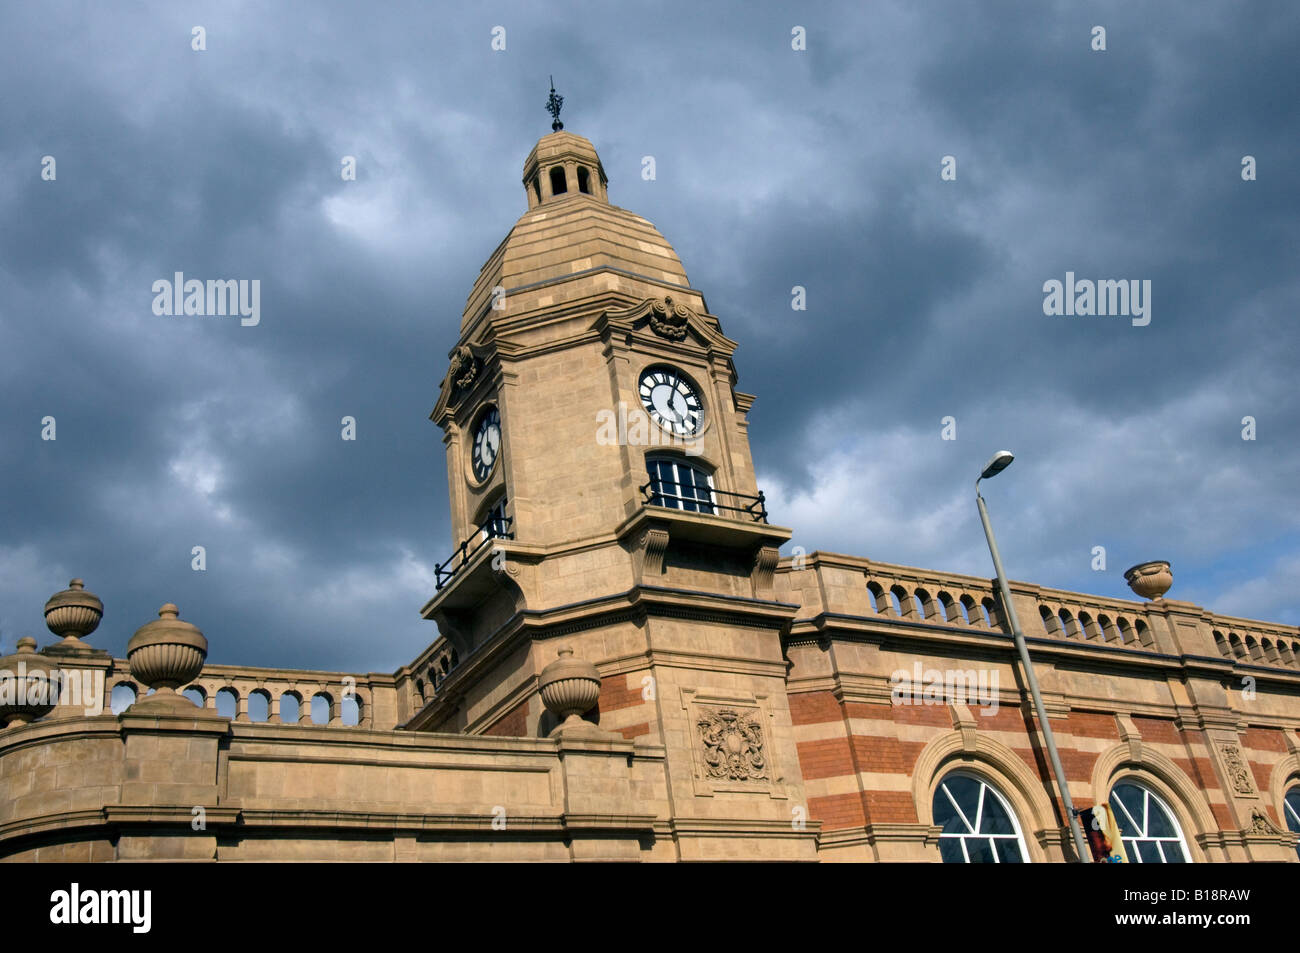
[1124,560,1173,601]
[0,637,58,727]
[43,579,103,651]
[126,604,208,713]
[538,647,603,738]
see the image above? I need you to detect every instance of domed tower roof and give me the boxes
[460,130,696,335]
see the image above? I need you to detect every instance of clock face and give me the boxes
[639,367,702,436]
[471,407,501,481]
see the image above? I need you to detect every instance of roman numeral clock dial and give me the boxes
[471,407,501,481]
[638,367,702,436]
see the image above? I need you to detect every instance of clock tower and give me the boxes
[416,104,814,859]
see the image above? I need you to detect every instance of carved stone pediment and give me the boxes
[607,294,700,342]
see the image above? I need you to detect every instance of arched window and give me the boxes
[215,687,238,719]
[933,772,1030,863]
[577,166,590,193]
[549,166,567,195]
[1108,780,1191,863]
[311,693,333,725]
[1283,786,1300,862]
[645,456,714,514]
[248,689,270,722]
[937,591,958,623]
[110,682,137,714]
[340,694,361,727]
[479,494,511,540]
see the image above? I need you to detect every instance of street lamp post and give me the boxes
[975,450,1091,863]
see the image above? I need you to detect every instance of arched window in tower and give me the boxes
[530,173,541,204]
[932,772,1030,863]
[549,166,567,196]
[479,495,511,541]
[577,166,590,194]
[1108,780,1191,863]
[645,456,714,514]
[1283,786,1300,861]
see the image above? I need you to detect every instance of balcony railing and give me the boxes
[435,517,514,590]
[640,478,768,523]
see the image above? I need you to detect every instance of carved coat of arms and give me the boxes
[697,707,767,781]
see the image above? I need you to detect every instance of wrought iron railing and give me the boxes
[435,517,514,590]
[640,478,768,523]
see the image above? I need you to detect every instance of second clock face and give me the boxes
[639,367,702,436]
[472,407,501,481]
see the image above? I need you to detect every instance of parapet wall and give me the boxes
[0,708,671,862]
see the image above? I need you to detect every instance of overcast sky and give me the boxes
[1,1,1297,673]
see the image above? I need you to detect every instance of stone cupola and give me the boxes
[521,131,609,208]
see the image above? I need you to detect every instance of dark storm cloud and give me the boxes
[1,0,1296,676]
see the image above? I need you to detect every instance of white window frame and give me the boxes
[934,771,1031,863]
[646,456,715,514]
[1283,785,1300,861]
[478,495,510,541]
[1108,779,1193,863]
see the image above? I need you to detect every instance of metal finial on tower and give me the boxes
[546,76,564,132]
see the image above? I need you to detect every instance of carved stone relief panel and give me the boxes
[679,687,786,799]
[1217,742,1257,798]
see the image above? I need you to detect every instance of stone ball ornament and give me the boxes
[0,637,58,727]
[43,578,103,649]
[538,647,601,736]
[1124,560,1173,601]
[126,604,208,712]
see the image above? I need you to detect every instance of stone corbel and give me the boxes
[949,703,979,755]
[1115,713,1143,764]
[635,528,670,583]
[751,545,780,591]
[430,609,474,662]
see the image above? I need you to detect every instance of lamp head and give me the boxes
[979,450,1015,481]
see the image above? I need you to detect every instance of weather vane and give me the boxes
[546,76,564,132]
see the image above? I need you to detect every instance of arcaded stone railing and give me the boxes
[862,563,1006,631]
[851,562,1163,653]
[1030,583,1155,650]
[105,660,400,730]
[1205,615,1300,670]
[778,553,1011,634]
[777,553,1300,670]
[399,639,462,720]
